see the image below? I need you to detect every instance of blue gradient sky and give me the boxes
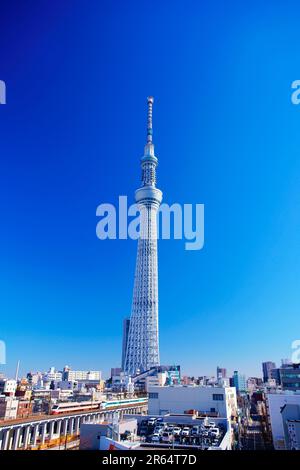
[0,0,300,379]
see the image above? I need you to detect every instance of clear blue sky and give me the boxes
[0,0,300,379]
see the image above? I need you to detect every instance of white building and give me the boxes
[0,379,17,396]
[57,380,77,390]
[43,367,62,383]
[63,367,101,382]
[266,391,300,450]
[0,396,18,420]
[145,372,167,391]
[148,385,237,420]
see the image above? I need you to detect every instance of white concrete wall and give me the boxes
[267,392,300,450]
[148,386,236,419]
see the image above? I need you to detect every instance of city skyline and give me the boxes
[1,1,300,379]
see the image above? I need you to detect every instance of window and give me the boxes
[213,394,224,401]
[149,392,159,399]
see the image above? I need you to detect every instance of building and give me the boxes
[62,366,101,382]
[15,389,32,401]
[262,361,276,383]
[0,396,18,420]
[26,371,41,386]
[145,373,168,391]
[233,371,246,394]
[121,318,130,370]
[57,380,77,390]
[80,418,138,450]
[0,379,17,396]
[132,365,181,392]
[16,400,33,418]
[266,391,300,449]
[247,377,259,393]
[279,363,300,392]
[282,359,293,367]
[111,368,122,378]
[217,367,227,379]
[271,368,281,385]
[148,385,237,420]
[124,97,162,375]
[43,367,62,383]
[281,404,300,450]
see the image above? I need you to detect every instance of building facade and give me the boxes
[148,385,237,420]
[0,380,17,397]
[217,367,227,379]
[233,371,246,394]
[281,403,300,450]
[62,367,101,382]
[0,397,18,420]
[262,361,276,383]
[266,391,300,450]
[280,363,300,392]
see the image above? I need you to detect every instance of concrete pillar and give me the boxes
[2,429,10,450]
[32,424,39,447]
[69,417,74,435]
[75,417,80,435]
[12,427,21,450]
[56,420,62,437]
[41,422,47,445]
[49,421,55,440]
[62,419,68,436]
[23,425,31,450]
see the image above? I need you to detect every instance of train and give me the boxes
[50,397,147,415]
[101,397,147,409]
[51,400,102,415]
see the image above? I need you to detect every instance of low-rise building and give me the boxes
[281,403,300,450]
[148,385,237,420]
[80,418,138,450]
[266,391,300,449]
[16,399,33,418]
[62,366,101,382]
[0,379,17,396]
[0,396,19,420]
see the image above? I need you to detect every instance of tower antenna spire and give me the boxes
[147,96,154,144]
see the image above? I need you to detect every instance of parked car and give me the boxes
[172,427,181,436]
[161,432,174,443]
[148,417,157,426]
[150,433,161,443]
[191,426,199,436]
[154,426,164,435]
[209,427,220,437]
[181,427,190,436]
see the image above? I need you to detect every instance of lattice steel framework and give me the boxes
[124,97,163,375]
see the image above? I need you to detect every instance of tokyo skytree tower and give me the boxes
[124,97,163,376]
